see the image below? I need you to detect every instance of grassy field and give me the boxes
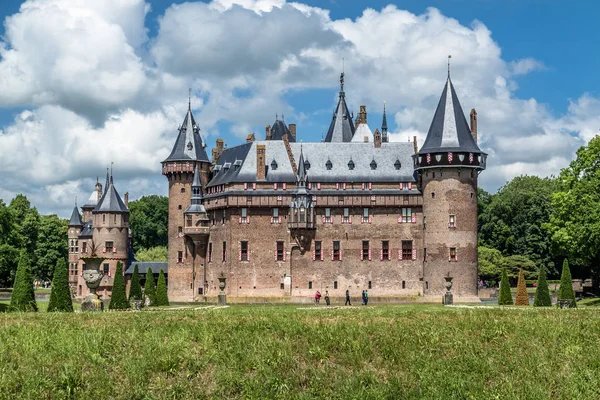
[1,305,600,399]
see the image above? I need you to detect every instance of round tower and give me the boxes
[67,203,83,292]
[414,76,486,301]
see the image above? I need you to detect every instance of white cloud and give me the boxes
[510,58,546,76]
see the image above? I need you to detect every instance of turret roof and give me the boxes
[164,105,210,162]
[324,73,355,142]
[94,178,128,213]
[68,206,83,226]
[269,119,293,141]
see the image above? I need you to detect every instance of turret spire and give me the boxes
[382,101,388,142]
[104,167,109,195]
[325,72,355,142]
[447,55,451,79]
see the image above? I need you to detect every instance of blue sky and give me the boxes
[0,0,597,216]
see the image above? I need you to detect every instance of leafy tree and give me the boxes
[129,196,168,252]
[109,262,129,310]
[34,215,68,282]
[10,251,37,312]
[557,259,577,308]
[128,264,142,301]
[478,246,503,285]
[534,265,552,307]
[515,268,529,306]
[47,258,73,312]
[156,269,169,306]
[0,200,20,286]
[501,255,538,285]
[144,268,156,306]
[498,269,513,305]
[135,246,168,262]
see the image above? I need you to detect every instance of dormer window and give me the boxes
[348,159,355,170]
[370,159,377,170]
[394,159,401,170]
[187,141,193,150]
[305,160,310,170]
[326,159,332,170]
[271,159,278,170]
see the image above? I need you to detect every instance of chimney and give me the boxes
[413,136,418,154]
[289,124,296,141]
[124,192,129,207]
[470,109,478,143]
[212,138,225,163]
[359,105,367,124]
[246,133,255,143]
[256,144,266,180]
[97,183,102,201]
[265,125,271,140]
[373,128,382,148]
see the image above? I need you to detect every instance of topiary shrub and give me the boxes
[128,264,142,301]
[10,251,38,312]
[156,269,169,307]
[144,268,156,306]
[109,262,130,310]
[558,259,577,308]
[515,268,529,306]
[533,265,552,307]
[47,258,73,312]
[498,268,513,306]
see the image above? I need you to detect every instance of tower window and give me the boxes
[426,281,429,290]
[314,241,322,260]
[449,215,456,228]
[333,241,341,261]
[368,281,372,289]
[326,159,332,170]
[178,226,183,233]
[222,241,227,262]
[105,241,114,253]
[276,241,284,261]
[241,208,248,223]
[241,241,249,261]
[222,209,227,224]
[208,242,213,263]
[450,247,457,262]
[178,205,182,210]
[325,208,331,223]
[177,251,183,263]
[402,281,406,289]
[103,263,109,274]
[424,248,427,262]
[362,241,370,261]
[363,208,369,223]
[334,281,338,289]
[431,192,435,199]
[181,188,185,193]
[186,215,192,227]
[402,241,413,260]
[343,208,350,223]
[401,207,412,223]
[308,281,312,289]
[382,241,389,260]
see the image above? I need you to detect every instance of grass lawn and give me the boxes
[1,305,600,399]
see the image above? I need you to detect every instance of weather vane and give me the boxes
[448,55,452,78]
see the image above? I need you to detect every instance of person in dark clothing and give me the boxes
[364,290,369,305]
[324,290,330,306]
[345,289,351,306]
[361,290,366,305]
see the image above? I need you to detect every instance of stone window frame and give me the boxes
[332,240,342,261]
[381,240,390,261]
[275,241,285,262]
[361,240,371,261]
[240,241,249,262]
[449,247,458,262]
[448,215,456,229]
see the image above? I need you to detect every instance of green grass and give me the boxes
[1,305,600,399]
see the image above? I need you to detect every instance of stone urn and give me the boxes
[80,256,105,312]
[443,274,453,305]
[218,273,227,306]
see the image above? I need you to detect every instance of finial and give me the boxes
[447,55,452,79]
[340,71,345,92]
[110,162,114,184]
[282,113,284,122]
[383,100,386,113]
[188,87,192,110]
[75,196,77,207]
[276,112,278,121]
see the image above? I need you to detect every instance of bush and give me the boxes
[557,259,576,308]
[47,258,73,312]
[515,268,529,306]
[10,251,37,312]
[128,264,142,301]
[498,269,513,305]
[156,269,169,306]
[144,268,156,306]
[109,262,130,310]
[533,265,552,307]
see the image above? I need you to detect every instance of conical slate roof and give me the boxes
[164,105,210,162]
[324,73,355,142]
[269,119,293,141]
[68,206,83,226]
[381,102,388,134]
[94,178,128,213]
[297,147,307,183]
[418,78,482,154]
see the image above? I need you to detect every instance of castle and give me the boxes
[67,72,486,303]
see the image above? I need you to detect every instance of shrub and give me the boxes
[515,268,529,306]
[128,264,142,301]
[47,258,73,312]
[498,269,513,305]
[533,265,552,307]
[144,268,156,306]
[109,262,130,310]
[156,269,169,306]
[557,259,577,308]
[10,251,38,312]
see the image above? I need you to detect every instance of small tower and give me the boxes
[381,102,389,143]
[413,75,486,301]
[67,202,83,291]
[324,72,355,142]
[289,147,315,251]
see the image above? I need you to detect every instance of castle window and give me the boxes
[402,281,406,289]
[103,263,109,274]
[382,241,390,260]
[432,172,435,179]
[272,208,279,223]
[424,248,427,262]
[181,188,185,193]
[274,182,280,190]
[222,210,227,224]
[332,241,341,261]
[314,241,322,260]
[334,281,338,289]
[368,281,372,289]
[394,159,401,170]
[240,241,249,261]
[325,208,331,224]
[431,192,435,199]
[348,159,355,170]
[426,281,429,290]
[401,182,408,190]
[103,214,106,223]
[82,242,87,254]
[105,241,114,253]
[186,215,192,227]
[280,283,284,290]
[179,226,184,233]
[370,159,377,170]
[208,242,213,263]
[450,247,457,262]
[449,215,456,228]
[241,208,248,223]
[178,205,182,210]
[222,241,227,262]
[271,159,278,170]
[114,214,117,223]
[177,251,183,263]
[402,241,413,260]
[326,159,332,170]
[343,208,350,223]
[276,241,284,261]
[401,208,412,223]
[362,241,370,261]
[308,281,312,289]
[363,208,370,224]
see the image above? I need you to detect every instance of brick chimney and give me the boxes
[124,192,129,207]
[265,125,271,140]
[289,124,296,141]
[359,105,367,124]
[246,133,255,143]
[256,144,266,180]
[470,109,478,143]
[373,128,382,148]
[212,138,224,163]
[413,136,418,154]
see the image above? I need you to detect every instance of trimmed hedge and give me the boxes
[558,259,576,308]
[10,251,38,312]
[144,268,156,306]
[533,265,552,307]
[47,258,73,312]
[109,262,130,310]
[128,264,142,301]
[498,269,513,305]
[156,269,169,306]
[515,268,529,306]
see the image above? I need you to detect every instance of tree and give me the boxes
[500,255,538,285]
[478,246,503,285]
[47,258,73,312]
[135,246,168,262]
[10,251,37,312]
[34,215,68,282]
[498,269,513,305]
[515,268,529,306]
[128,264,142,301]
[557,259,577,308]
[533,265,552,307]
[156,269,169,306]
[144,268,156,306]
[109,262,130,310]
[0,200,20,286]
[129,196,168,252]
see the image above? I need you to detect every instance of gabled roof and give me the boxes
[418,78,482,154]
[324,73,355,142]
[125,262,168,275]
[351,122,373,143]
[68,206,83,226]
[79,219,93,237]
[94,178,128,213]
[269,119,293,141]
[164,105,210,162]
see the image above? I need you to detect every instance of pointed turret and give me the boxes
[324,72,355,142]
[297,147,307,186]
[183,165,209,244]
[381,102,389,143]
[94,173,128,213]
[68,205,83,227]
[164,103,209,162]
[185,165,206,214]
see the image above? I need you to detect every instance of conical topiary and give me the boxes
[47,258,73,312]
[144,268,156,306]
[533,265,552,307]
[515,268,529,306]
[109,262,130,310]
[128,264,142,301]
[156,269,169,306]
[10,251,38,312]
[557,259,577,308]
[498,268,513,305]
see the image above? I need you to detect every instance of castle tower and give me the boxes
[162,100,211,302]
[324,72,355,142]
[413,76,486,301]
[67,203,83,291]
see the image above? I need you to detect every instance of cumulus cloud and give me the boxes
[510,58,546,76]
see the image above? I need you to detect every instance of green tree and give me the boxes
[129,196,168,252]
[156,269,169,306]
[34,215,68,282]
[498,269,513,305]
[501,255,538,285]
[135,246,168,262]
[478,246,503,285]
[144,268,156,306]
[128,264,142,301]
[10,251,37,312]
[0,200,20,286]
[47,258,73,312]
[533,265,552,307]
[557,259,577,308]
[515,268,529,306]
[109,262,130,310]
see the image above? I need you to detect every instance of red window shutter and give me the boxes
[108,270,111,277]
[398,216,402,224]
[271,217,274,224]
[322,216,326,224]
[412,247,417,260]
[411,214,416,223]
[239,249,242,261]
[317,183,321,190]
[349,216,352,224]
[278,216,282,223]
[113,247,117,253]
[331,248,334,261]
[283,183,287,190]
[312,248,316,261]
[380,249,383,261]
[408,182,412,190]
[362,183,365,190]
[274,183,277,190]
[247,216,250,224]
[308,183,312,189]
[398,249,402,261]
[336,183,339,190]
[341,217,344,224]
[247,249,250,262]
[331,216,334,224]
[369,182,372,190]
[368,249,372,261]
[399,183,402,190]
[456,253,458,262]
[238,217,242,223]
[369,215,372,223]
[448,254,451,261]
[320,250,324,261]
[360,250,364,261]
[343,183,347,190]
[102,247,106,253]
[244,183,248,190]
[283,249,286,262]
[274,249,278,261]
[252,183,256,190]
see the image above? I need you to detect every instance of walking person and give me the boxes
[345,289,351,306]
[324,290,330,306]
[361,290,366,305]
[364,289,369,306]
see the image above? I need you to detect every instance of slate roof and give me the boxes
[94,179,128,213]
[164,105,210,162]
[68,206,83,226]
[324,73,355,142]
[269,119,294,141]
[79,219,93,238]
[125,262,168,275]
[82,189,99,208]
[418,78,482,154]
[351,122,373,142]
[185,165,207,214]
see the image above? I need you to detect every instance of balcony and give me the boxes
[288,220,315,230]
[184,218,210,242]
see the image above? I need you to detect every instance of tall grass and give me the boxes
[0,306,599,399]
